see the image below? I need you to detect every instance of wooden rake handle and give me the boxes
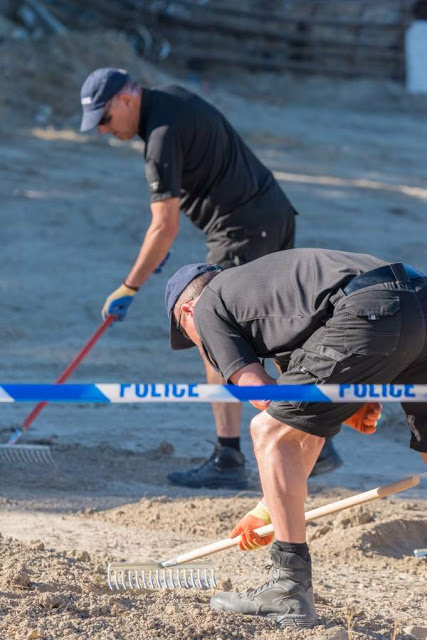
[161,474,420,567]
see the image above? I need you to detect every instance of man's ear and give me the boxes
[181,300,195,316]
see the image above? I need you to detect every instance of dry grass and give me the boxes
[346,606,358,640]
[390,619,400,640]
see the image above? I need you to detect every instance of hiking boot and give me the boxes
[210,542,318,628]
[167,443,248,489]
[310,437,343,477]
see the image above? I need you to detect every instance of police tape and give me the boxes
[0,383,426,403]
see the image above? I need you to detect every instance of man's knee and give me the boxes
[303,434,325,453]
[250,412,302,455]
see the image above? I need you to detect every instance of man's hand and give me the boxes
[101,283,138,321]
[344,402,382,435]
[230,501,273,551]
[251,400,271,411]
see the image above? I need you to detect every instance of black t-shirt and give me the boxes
[138,85,276,234]
[194,248,388,381]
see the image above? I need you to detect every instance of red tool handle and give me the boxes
[21,315,115,431]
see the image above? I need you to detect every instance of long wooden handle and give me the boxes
[161,474,420,567]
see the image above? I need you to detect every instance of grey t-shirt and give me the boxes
[194,248,387,381]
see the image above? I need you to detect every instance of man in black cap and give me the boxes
[79,67,341,488]
[165,250,427,628]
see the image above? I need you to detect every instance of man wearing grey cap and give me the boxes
[79,67,341,488]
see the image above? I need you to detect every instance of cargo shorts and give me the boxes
[266,281,427,453]
[206,183,296,270]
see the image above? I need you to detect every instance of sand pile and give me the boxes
[94,495,259,538]
[1,493,426,640]
[360,518,427,558]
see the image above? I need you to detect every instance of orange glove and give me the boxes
[230,501,274,551]
[250,400,271,411]
[344,402,382,435]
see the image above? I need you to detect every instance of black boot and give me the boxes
[210,541,318,628]
[167,443,248,489]
[310,437,342,477]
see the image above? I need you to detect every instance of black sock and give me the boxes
[275,540,311,562]
[217,436,240,452]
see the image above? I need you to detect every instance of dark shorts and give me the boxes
[206,182,296,269]
[266,281,427,453]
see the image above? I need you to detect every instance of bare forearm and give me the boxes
[230,363,276,386]
[125,223,176,288]
[230,363,276,411]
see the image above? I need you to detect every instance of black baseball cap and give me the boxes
[165,263,222,350]
[80,67,130,132]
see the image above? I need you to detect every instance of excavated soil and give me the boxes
[0,491,426,640]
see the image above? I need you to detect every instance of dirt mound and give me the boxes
[307,504,427,575]
[0,536,302,640]
[95,496,258,538]
[1,496,426,640]
[360,518,427,558]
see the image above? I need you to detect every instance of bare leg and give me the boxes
[302,433,326,476]
[211,409,320,627]
[251,411,324,542]
[200,347,242,437]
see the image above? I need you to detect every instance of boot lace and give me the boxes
[187,442,217,475]
[246,564,276,597]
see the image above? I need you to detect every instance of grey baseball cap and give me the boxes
[165,263,222,350]
[80,67,129,132]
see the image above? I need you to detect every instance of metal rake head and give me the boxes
[0,444,54,465]
[107,562,217,591]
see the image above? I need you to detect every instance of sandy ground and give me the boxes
[0,31,427,640]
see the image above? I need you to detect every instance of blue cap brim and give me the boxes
[169,313,196,350]
[80,105,106,132]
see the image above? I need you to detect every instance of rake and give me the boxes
[107,474,420,591]
[0,315,115,465]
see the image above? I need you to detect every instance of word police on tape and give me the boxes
[1,383,427,403]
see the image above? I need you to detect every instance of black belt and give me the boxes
[343,263,426,296]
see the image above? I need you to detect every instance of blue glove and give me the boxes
[102,283,138,321]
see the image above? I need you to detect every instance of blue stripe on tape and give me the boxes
[1,384,110,403]
[226,385,330,402]
[0,383,425,402]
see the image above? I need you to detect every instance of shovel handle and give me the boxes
[20,315,115,433]
[161,474,420,567]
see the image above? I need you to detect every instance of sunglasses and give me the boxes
[98,102,112,126]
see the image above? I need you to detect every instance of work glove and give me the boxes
[230,501,274,551]
[343,402,382,435]
[101,283,138,321]
[250,399,271,412]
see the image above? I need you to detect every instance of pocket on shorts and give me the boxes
[343,292,401,356]
[284,347,347,412]
[289,347,347,381]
